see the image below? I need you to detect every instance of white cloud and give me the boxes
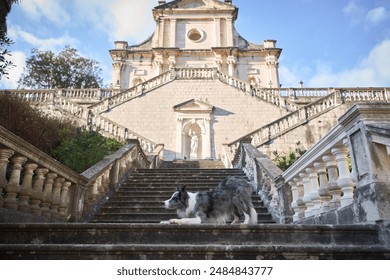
[306,39,390,87]
[19,0,70,26]
[343,0,365,25]
[9,26,78,52]
[73,0,156,43]
[366,7,388,25]
[0,51,26,89]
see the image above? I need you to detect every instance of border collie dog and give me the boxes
[161,176,258,225]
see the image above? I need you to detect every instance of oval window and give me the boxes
[187,28,204,42]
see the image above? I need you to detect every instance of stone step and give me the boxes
[3,243,389,260]
[93,212,275,222]
[98,205,270,214]
[1,223,388,260]
[0,223,382,245]
[136,168,244,174]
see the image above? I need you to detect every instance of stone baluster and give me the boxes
[30,168,49,216]
[331,144,356,207]
[51,177,65,220]
[322,154,341,209]
[299,172,313,217]
[314,162,332,212]
[18,163,38,212]
[269,179,279,211]
[289,180,301,221]
[41,173,58,218]
[306,167,322,215]
[0,149,15,207]
[3,156,27,210]
[59,181,72,221]
[293,177,306,220]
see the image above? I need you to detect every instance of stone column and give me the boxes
[314,161,332,212]
[0,149,14,207]
[323,154,342,209]
[3,156,27,210]
[41,173,58,219]
[293,177,306,220]
[18,163,38,213]
[59,181,72,221]
[227,56,236,76]
[299,172,313,217]
[170,19,176,47]
[30,168,49,216]
[332,145,356,207]
[214,18,221,47]
[51,177,65,220]
[289,180,300,221]
[306,167,322,215]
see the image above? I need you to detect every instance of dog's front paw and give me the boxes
[160,220,171,224]
[169,219,180,224]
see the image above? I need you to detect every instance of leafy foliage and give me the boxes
[272,148,306,171]
[0,94,124,173]
[0,33,14,80]
[18,46,103,89]
[51,130,124,173]
[0,93,77,154]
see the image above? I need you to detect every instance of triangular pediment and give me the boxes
[173,99,214,113]
[156,0,233,10]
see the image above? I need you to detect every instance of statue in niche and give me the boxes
[190,130,198,155]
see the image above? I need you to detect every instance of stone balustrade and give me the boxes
[226,91,340,157]
[0,124,160,223]
[176,68,217,79]
[231,103,390,225]
[231,142,289,223]
[87,111,157,153]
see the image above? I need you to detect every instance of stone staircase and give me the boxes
[92,160,273,224]
[0,161,389,260]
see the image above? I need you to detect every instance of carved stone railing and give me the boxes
[0,125,159,223]
[88,70,175,115]
[0,90,159,155]
[225,91,340,157]
[231,103,390,225]
[232,141,292,224]
[216,71,299,112]
[87,111,158,153]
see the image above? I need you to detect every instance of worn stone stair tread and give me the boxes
[1,244,388,260]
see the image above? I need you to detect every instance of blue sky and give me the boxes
[1,0,390,89]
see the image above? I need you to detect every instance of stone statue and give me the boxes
[190,131,198,154]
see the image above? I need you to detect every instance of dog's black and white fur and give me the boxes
[161,176,258,225]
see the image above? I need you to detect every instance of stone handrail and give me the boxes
[282,103,390,224]
[88,70,175,115]
[215,71,299,111]
[59,88,121,101]
[231,103,390,225]
[0,90,158,155]
[231,141,291,224]
[0,124,156,223]
[87,111,158,153]
[225,90,340,157]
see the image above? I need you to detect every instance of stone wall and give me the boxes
[101,79,286,160]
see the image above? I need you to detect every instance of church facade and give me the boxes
[110,0,281,89]
[105,0,290,161]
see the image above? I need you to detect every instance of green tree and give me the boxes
[18,46,103,89]
[0,33,14,80]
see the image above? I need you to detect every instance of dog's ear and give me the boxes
[180,186,187,193]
